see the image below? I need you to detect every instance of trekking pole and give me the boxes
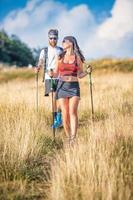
[88,65,94,121]
[36,71,39,112]
[50,69,56,140]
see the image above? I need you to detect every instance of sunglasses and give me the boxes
[49,37,57,40]
[62,39,71,43]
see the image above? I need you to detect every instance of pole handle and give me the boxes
[49,68,54,79]
[86,65,93,74]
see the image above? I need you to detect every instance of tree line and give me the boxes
[0,30,40,67]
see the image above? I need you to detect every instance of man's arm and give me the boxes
[37,58,44,71]
[35,49,45,73]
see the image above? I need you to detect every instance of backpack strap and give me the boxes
[58,47,63,52]
[42,47,48,82]
[44,47,48,71]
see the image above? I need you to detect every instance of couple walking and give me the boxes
[36,29,92,145]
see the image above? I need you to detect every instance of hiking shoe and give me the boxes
[52,112,63,129]
[52,120,62,129]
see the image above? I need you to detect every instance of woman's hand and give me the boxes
[86,65,92,74]
[34,66,40,73]
[78,65,93,78]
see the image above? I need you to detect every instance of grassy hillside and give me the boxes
[89,58,133,73]
[0,58,133,83]
[0,66,35,83]
[0,69,132,199]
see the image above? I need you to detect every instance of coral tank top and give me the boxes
[58,58,79,77]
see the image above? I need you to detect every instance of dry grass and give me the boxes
[49,72,133,200]
[0,68,132,199]
[89,58,133,73]
[0,66,35,83]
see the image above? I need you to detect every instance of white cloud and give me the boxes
[1,0,133,58]
[98,0,133,40]
[84,0,133,57]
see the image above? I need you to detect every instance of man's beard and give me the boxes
[49,41,57,47]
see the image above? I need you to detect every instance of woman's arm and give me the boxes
[77,57,89,79]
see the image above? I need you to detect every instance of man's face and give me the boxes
[49,36,58,47]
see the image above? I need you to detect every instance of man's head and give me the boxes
[48,29,58,47]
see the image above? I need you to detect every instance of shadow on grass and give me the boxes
[121,101,133,115]
[0,181,45,200]
[20,136,63,183]
[110,135,133,193]
[0,136,63,200]
[79,110,109,126]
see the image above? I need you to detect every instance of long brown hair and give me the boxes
[59,36,85,63]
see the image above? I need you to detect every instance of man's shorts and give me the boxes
[44,79,59,96]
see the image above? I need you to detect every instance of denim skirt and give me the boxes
[55,80,80,99]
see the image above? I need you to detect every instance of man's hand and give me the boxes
[34,67,40,73]
[48,69,54,78]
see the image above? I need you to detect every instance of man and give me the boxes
[36,29,63,128]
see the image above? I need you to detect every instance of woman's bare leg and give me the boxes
[69,96,80,139]
[58,98,70,138]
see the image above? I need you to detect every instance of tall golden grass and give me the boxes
[0,67,132,199]
[49,72,133,200]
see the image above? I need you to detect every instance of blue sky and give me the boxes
[0,0,133,58]
[0,0,114,21]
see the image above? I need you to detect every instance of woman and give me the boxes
[49,36,92,146]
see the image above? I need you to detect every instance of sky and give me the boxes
[0,0,114,21]
[0,0,133,58]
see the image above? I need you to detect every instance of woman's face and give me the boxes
[62,39,73,50]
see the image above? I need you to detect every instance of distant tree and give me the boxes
[0,30,36,67]
[32,47,42,65]
[0,30,11,63]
